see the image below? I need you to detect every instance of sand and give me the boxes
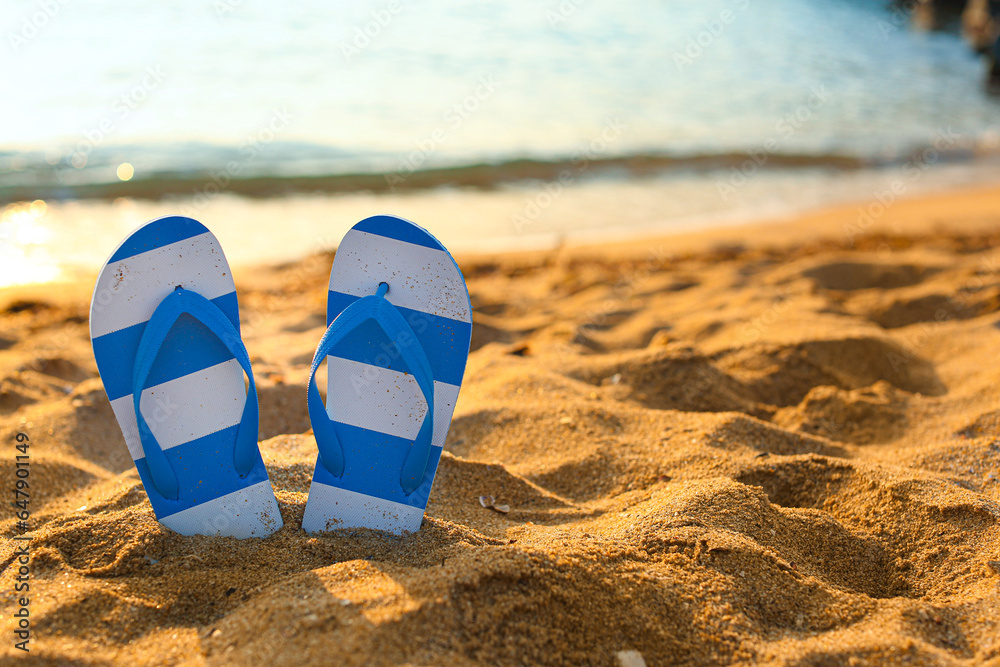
[2,187,1000,666]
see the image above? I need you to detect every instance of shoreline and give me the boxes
[547,180,1000,261]
[0,149,872,204]
[5,179,1000,307]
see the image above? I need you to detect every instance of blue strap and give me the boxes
[132,287,259,501]
[308,282,435,495]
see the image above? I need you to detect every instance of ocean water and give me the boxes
[2,0,1000,285]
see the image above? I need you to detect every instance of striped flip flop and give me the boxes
[302,215,472,535]
[90,216,282,538]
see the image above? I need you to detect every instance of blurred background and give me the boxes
[2,0,1000,287]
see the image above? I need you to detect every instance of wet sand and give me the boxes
[2,186,1000,665]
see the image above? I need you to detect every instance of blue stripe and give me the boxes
[93,292,240,401]
[327,291,470,387]
[109,216,209,263]
[351,216,443,250]
[311,422,442,509]
[135,425,271,518]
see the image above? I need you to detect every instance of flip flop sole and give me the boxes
[303,215,472,534]
[90,216,282,538]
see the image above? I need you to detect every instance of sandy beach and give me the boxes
[2,185,1000,666]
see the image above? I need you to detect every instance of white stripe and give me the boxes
[329,230,471,323]
[91,232,236,338]
[160,481,283,538]
[326,357,459,447]
[302,482,424,535]
[110,359,247,461]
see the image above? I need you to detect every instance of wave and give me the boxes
[0,144,982,205]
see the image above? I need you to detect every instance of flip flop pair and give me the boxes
[90,215,471,539]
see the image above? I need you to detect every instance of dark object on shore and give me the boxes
[962,0,997,52]
[958,0,1000,90]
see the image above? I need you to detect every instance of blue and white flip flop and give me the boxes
[89,216,282,538]
[302,215,472,535]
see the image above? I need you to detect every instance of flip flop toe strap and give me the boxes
[132,287,259,501]
[308,282,435,495]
